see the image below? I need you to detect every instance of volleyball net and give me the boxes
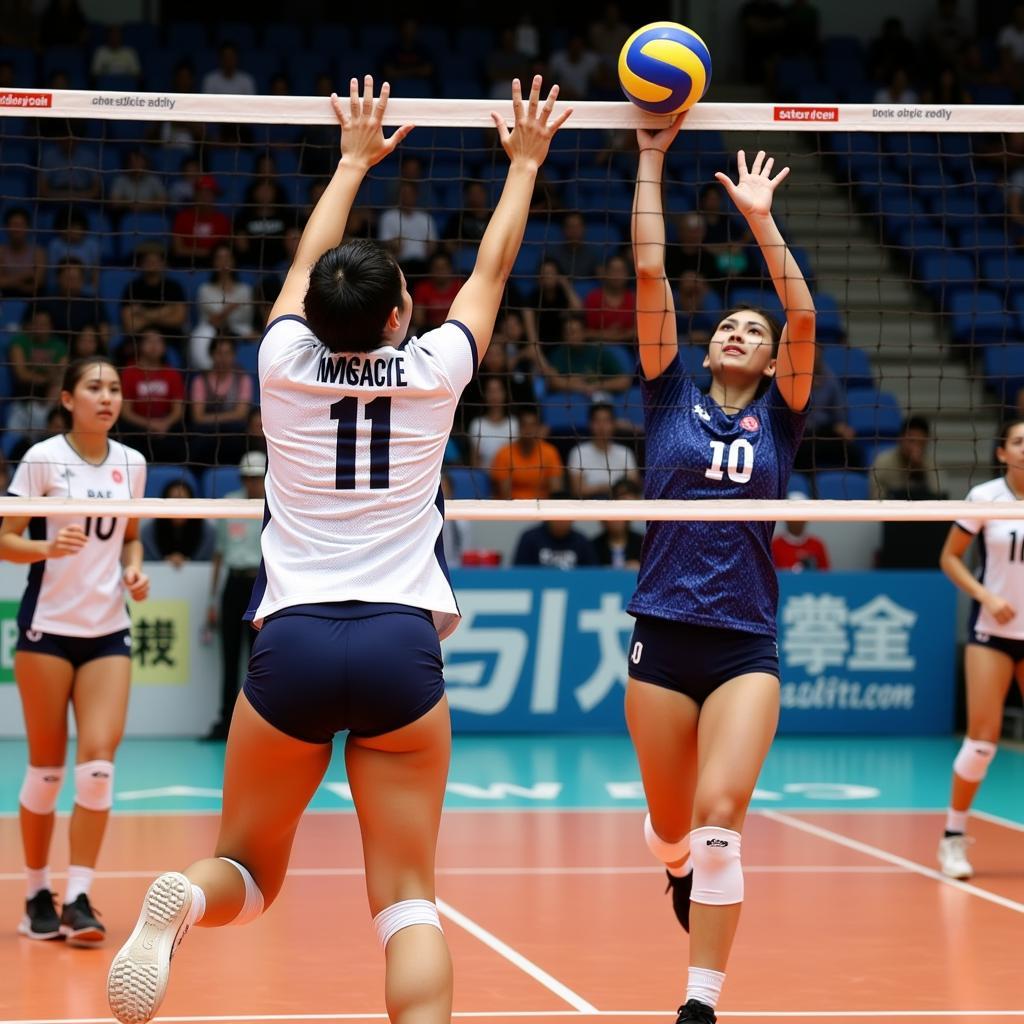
[2,89,1024,527]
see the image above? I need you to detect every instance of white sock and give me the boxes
[65,865,94,904]
[668,855,692,879]
[946,808,968,834]
[186,883,207,927]
[26,866,50,899]
[686,966,726,1009]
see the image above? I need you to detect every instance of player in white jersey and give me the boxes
[937,418,1024,880]
[108,75,570,1024]
[0,356,148,947]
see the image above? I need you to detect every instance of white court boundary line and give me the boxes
[434,897,597,1013]
[762,810,1024,914]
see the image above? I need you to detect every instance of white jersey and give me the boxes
[8,435,147,637]
[247,314,476,638]
[957,476,1024,640]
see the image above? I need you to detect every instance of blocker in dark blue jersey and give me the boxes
[628,360,807,639]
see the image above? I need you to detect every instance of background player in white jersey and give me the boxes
[108,75,569,1024]
[937,418,1024,880]
[0,356,148,946]
[627,117,815,1024]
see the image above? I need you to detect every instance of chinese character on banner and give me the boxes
[574,593,634,711]
[781,594,849,674]
[847,595,917,671]
[132,618,176,668]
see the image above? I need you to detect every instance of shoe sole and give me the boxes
[940,866,974,880]
[18,917,61,941]
[107,872,191,1024]
[62,923,106,947]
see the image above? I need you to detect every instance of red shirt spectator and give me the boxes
[583,255,635,343]
[772,526,831,572]
[121,364,184,419]
[412,252,463,332]
[172,175,231,264]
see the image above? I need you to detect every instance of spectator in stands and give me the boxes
[121,245,188,354]
[202,451,267,741]
[589,2,631,70]
[549,211,605,281]
[699,184,753,283]
[874,66,919,104]
[70,322,106,361]
[667,211,713,282]
[566,401,640,498]
[485,28,532,99]
[38,134,100,202]
[154,62,203,153]
[548,34,601,101]
[795,350,860,473]
[467,377,518,471]
[118,329,187,464]
[244,405,265,455]
[441,180,491,250]
[46,207,100,295]
[868,17,918,84]
[7,397,69,463]
[411,251,463,334]
[110,148,167,215]
[782,0,820,59]
[167,156,201,205]
[923,0,971,68]
[233,177,291,270]
[171,175,232,266]
[514,11,540,59]
[189,333,253,473]
[869,414,945,498]
[490,406,565,500]
[772,488,831,571]
[583,254,636,347]
[676,271,722,345]
[201,42,256,95]
[90,24,142,82]
[190,243,255,369]
[739,1,786,85]
[39,0,88,49]
[521,258,584,367]
[548,311,632,398]
[380,17,437,90]
[37,259,111,349]
[592,475,644,568]
[513,497,598,569]
[922,64,973,104]
[8,308,65,400]
[378,179,439,279]
[142,480,216,565]
[0,207,45,299]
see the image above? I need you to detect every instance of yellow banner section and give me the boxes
[128,599,191,686]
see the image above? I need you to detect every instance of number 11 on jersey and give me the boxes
[331,396,392,490]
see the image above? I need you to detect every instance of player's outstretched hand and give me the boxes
[122,566,150,602]
[335,75,414,171]
[636,112,686,154]
[715,149,790,219]
[492,75,572,171]
[46,524,87,559]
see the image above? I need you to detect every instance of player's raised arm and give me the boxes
[631,113,685,382]
[269,75,414,324]
[447,75,571,363]
[715,150,815,412]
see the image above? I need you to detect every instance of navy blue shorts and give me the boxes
[243,602,445,744]
[627,615,779,705]
[16,627,132,667]
[968,630,1024,662]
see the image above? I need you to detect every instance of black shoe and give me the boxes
[201,721,229,741]
[60,893,105,947]
[675,999,717,1024]
[18,888,62,940]
[665,868,693,932]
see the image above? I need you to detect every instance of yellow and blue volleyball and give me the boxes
[618,22,712,115]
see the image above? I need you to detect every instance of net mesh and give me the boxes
[0,90,1022,533]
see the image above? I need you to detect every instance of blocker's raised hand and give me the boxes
[715,149,790,219]
[492,75,572,170]
[335,75,414,170]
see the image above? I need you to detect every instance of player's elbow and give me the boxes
[634,260,665,281]
[787,310,815,339]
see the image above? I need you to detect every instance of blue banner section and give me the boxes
[443,570,956,734]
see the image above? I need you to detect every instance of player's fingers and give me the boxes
[714,170,737,196]
[762,156,775,178]
[527,74,541,119]
[385,123,415,152]
[751,149,765,175]
[491,110,510,145]
[375,80,390,120]
[349,77,359,118]
[549,106,573,133]
[540,82,559,125]
[736,149,748,177]
[771,165,791,188]
[330,92,346,125]
[362,74,374,115]
[511,78,523,121]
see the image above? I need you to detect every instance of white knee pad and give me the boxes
[74,760,114,811]
[690,826,743,906]
[19,765,65,815]
[219,857,265,926]
[644,813,690,865]
[373,899,443,950]
[953,738,997,783]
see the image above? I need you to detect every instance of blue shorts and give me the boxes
[243,602,445,744]
[16,627,132,667]
[627,615,779,705]
[968,630,1024,662]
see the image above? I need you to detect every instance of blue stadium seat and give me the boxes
[98,268,138,326]
[41,47,88,88]
[202,465,242,498]
[813,293,845,342]
[786,471,812,498]
[725,287,784,320]
[541,392,592,436]
[117,212,171,262]
[235,342,259,376]
[878,191,926,240]
[953,223,1008,256]
[893,221,946,252]
[915,251,976,305]
[821,344,874,388]
[144,466,200,499]
[615,385,644,428]
[774,56,819,98]
[446,466,492,500]
[845,388,904,442]
[949,290,1013,344]
[815,470,870,501]
[981,251,1024,287]
[983,344,1024,402]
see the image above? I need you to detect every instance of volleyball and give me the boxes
[618,21,712,115]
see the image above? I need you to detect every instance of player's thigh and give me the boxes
[213,693,332,900]
[345,696,451,916]
[16,652,75,765]
[625,676,699,838]
[70,655,132,760]
[964,644,1014,737]
[693,672,780,830]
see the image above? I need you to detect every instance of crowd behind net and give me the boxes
[4,87,1024,530]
